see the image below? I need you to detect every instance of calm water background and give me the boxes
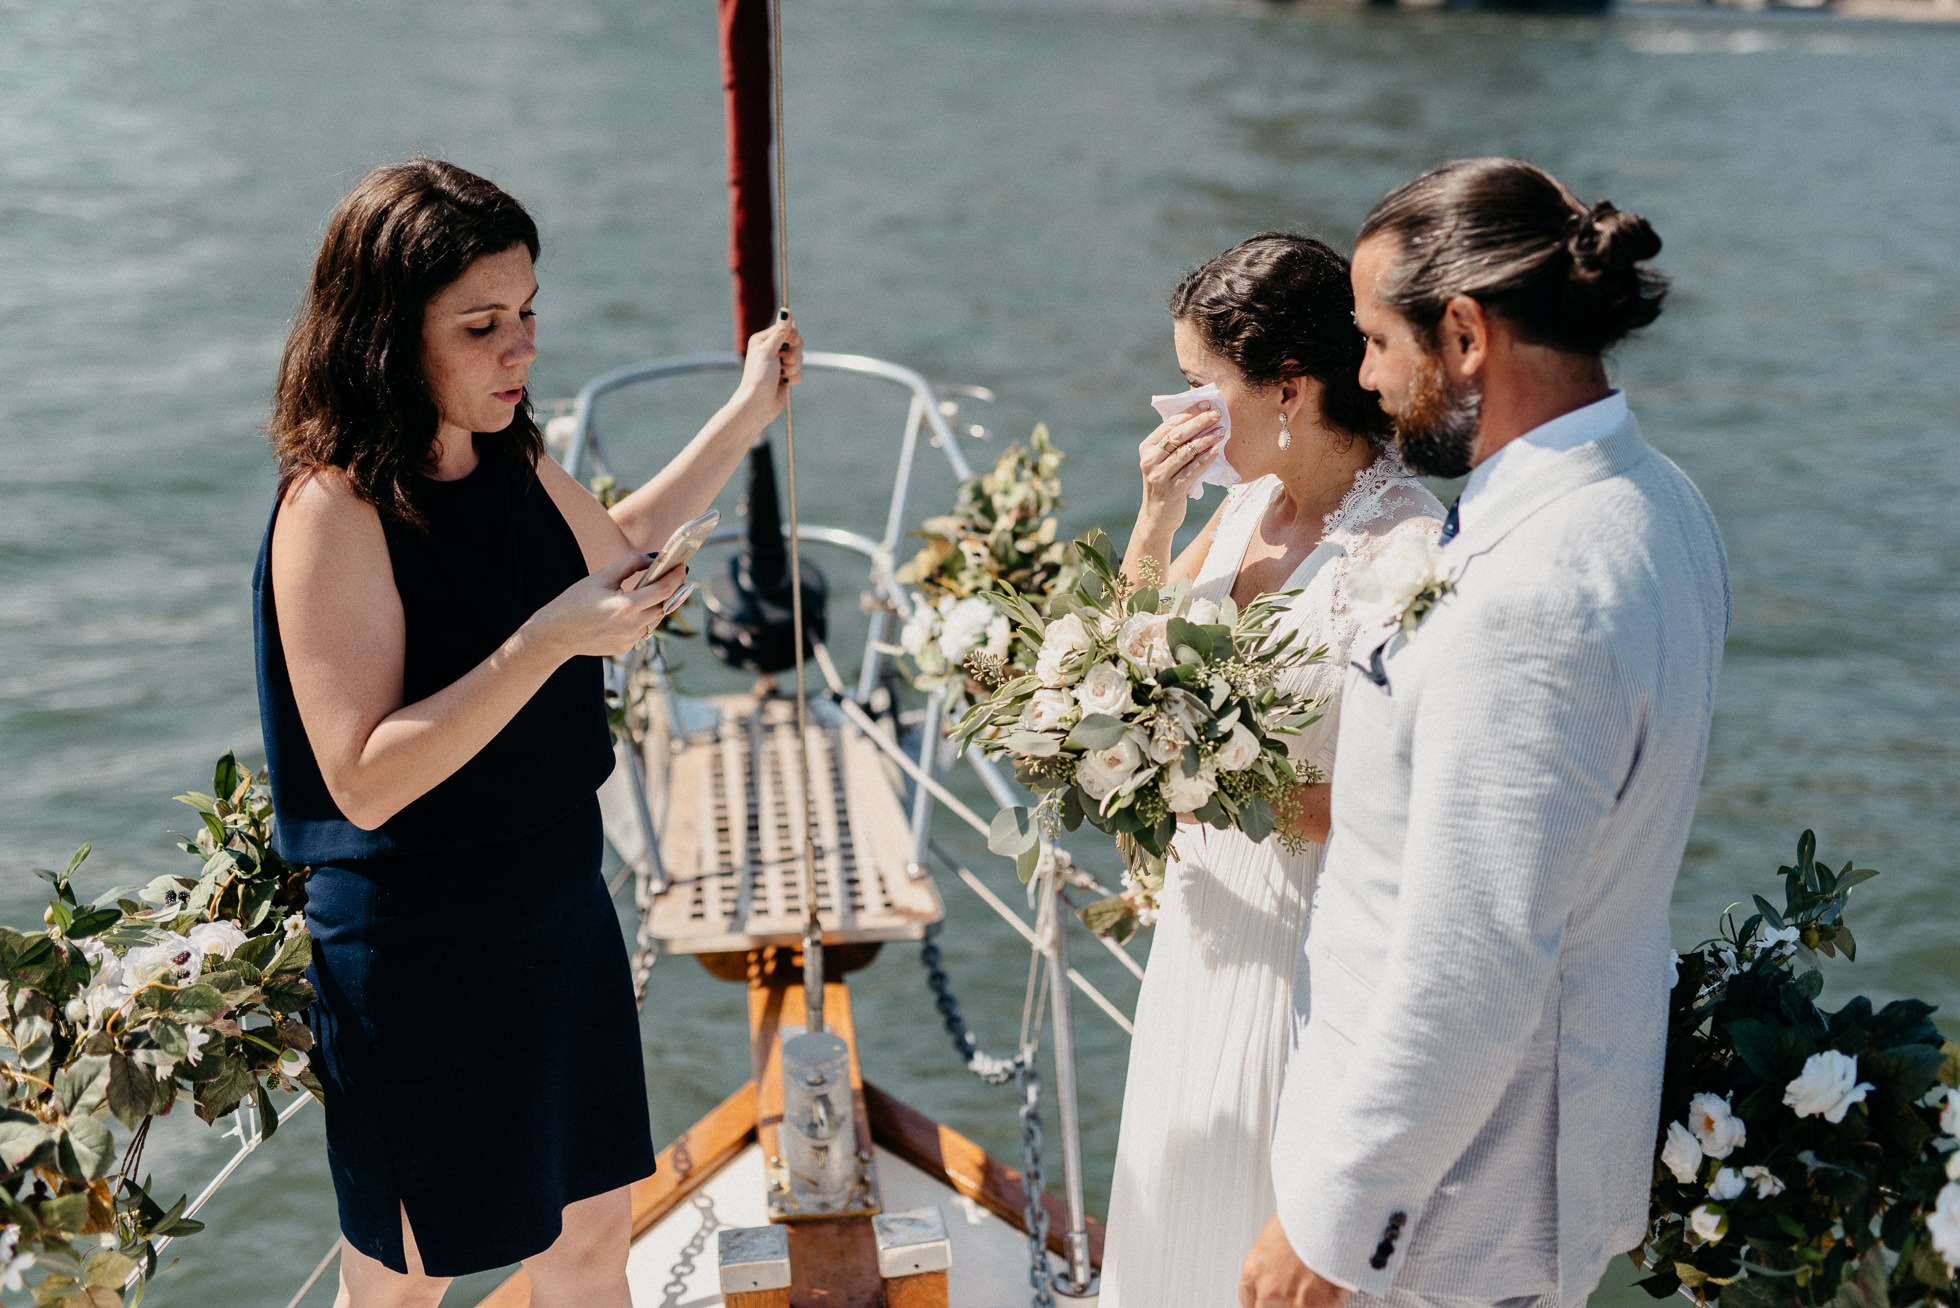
[1,0,1956,1303]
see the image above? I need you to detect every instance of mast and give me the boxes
[720,0,776,346]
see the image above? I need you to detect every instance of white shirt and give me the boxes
[1457,390,1628,531]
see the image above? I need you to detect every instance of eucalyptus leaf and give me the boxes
[1066,715,1129,750]
[1239,795,1275,844]
[1078,896,1137,944]
[1015,843,1041,884]
[987,807,1040,858]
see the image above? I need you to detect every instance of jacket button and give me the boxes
[1370,1240,1395,1270]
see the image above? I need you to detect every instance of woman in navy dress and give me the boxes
[253,158,802,1307]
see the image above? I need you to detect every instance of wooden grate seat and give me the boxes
[646,694,943,954]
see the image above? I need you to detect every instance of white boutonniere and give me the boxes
[1347,533,1455,638]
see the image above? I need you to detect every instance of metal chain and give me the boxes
[918,922,1054,1307]
[919,922,1020,1083]
[1016,1060,1056,1308]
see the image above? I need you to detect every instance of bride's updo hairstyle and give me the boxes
[1357,157,1667,356]
[1169,232,1392,448]
[269,157,543,528]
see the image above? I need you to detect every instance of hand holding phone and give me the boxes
[636,509,721,591]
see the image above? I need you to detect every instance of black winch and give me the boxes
[705,439,827,674]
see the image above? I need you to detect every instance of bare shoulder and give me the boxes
[270,467,390,581]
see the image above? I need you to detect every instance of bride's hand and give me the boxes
[1138,406,1228,530]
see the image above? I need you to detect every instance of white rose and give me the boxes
[1707,1168,1746,1202]
[1160,759,1216,814]
[1783,1051,1875,1124]
[1035,613,1093,687]
[1185,598,1221,627]
[1688,1092,1747,1159]
[1145,729,1184,765]
[1741,1165,1785,1199]
[121,934,202,992]
[1073,662,1135,720]
[1020,689,1076,734]
[80,981,124,1026]
[1929,1183,1960,1272]
[1075,735,1144,803]
[1661,1120,1704,1183]
[939,597,998,667]
[1689,1204,1727,1244]
[1346,531,1450,634]
[1213,722,1261,773]
[1116,613,1173,674]
[984,614,1012,660]
[187,920,248,959]
[898,607,938,659]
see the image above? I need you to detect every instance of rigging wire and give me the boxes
[765,0,827,1035]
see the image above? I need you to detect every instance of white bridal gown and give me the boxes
[1100,455,1444,1308]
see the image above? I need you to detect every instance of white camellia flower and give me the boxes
[1184,598,1221,627]
[1213,722,1262,774]
[1741,1165,1786,1198]
[1929,1183,1960,1273]
[1345,531,1452,635]
[1661,1120,1705,1183]
[1035,613,1093,687]
[0,1224,34,1292]
[188,920,249,959]
[1707,1168,1747,1202]
[1783,1051,1875,1124]
[1687,1093,1747,1159]
[1074,662,1135,719]
[278,1047,310,1079]
[121,934,203,993]
[1020,689,1076,734]
[1689,1205,1727,1244]
[1116,613,1173,675]
[1075,735,1144,803]
[1160,758,1217,814]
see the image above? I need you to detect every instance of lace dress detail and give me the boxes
[1099,455,1443,1308]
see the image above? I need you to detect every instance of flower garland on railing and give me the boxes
[953,531,1325,943]
[0,754,319,1307]
[1637,831,1959,1308]
[893,425,1077,699]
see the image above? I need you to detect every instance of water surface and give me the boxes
[1,0,1956,1303]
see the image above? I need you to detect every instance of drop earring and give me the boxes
[1277,411,1292,451]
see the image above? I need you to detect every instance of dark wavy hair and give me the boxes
[268,157,542,527]
[1168,232,1392,448]
[1357,157,1668,355]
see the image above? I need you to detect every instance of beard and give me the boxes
[1384,348,1481,480]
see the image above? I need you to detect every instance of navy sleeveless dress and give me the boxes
[252,450,656,1277]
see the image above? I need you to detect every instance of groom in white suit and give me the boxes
[1241,159,1730,1308]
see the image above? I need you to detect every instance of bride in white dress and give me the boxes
[1101,233,1443,1308]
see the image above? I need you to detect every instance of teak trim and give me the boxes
[863,1080,1105,1268]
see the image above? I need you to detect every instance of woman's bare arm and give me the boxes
[271,471,682,830]
[1283,780,1332,845]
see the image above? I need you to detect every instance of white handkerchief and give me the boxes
[1149,383,1240,500]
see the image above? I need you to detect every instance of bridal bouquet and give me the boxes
[1637,831,1959,1308]
[954,531,1325,942]
[893,425,1076,698]
[0,754,319,1307]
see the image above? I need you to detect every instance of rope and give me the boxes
[765,0,825,1035]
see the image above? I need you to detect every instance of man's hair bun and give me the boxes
[1359,158,1669,356]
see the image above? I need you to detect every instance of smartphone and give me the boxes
[635,509,721,590]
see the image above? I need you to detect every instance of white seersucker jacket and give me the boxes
[1269,409,1731,1306]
